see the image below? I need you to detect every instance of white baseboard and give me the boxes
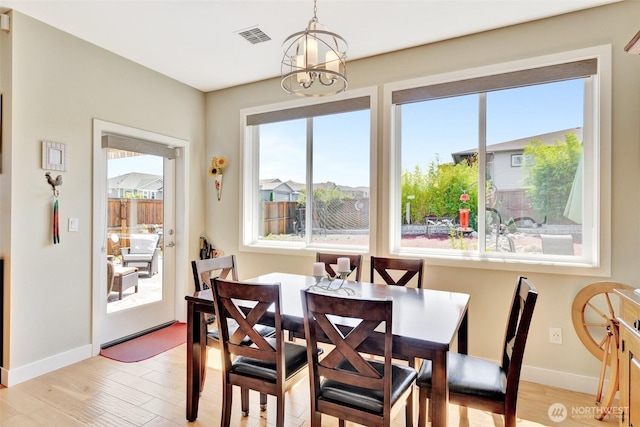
[1,344,92,387]
[521,364,605,395]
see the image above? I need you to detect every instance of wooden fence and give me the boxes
[261,199,370,236]
[107,198,163,255]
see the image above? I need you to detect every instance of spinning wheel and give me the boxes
[571,281,633,420]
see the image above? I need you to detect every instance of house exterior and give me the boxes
[108,172,163,200]
[259,178,298,202]
[452,128,583,190]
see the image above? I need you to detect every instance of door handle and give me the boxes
[166,241,175,248]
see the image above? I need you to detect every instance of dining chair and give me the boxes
[370,256,424,288]
[190,255,275,395]
[316,252,363,281]
[301,289,417,427]
[415,276,538,427]
[191,254,238,292]
[212,278,310,426]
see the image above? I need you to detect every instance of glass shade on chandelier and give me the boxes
[281,1,347,97]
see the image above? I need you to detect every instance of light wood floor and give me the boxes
[0,344,621,427]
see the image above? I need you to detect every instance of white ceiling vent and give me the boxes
[237,27,271,45]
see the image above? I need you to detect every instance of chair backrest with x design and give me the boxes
[316,252,363,281]
[214,279,282,366]
[191,254,238,292]
[370,256,424,288]
[302,290,416,426]
[214,279,307,426]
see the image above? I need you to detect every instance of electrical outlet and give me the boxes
[549,327,562,344]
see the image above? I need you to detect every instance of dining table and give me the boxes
[185,272,470,427]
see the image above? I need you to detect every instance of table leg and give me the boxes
[407,358,416,427]
[186,302,202,421]
[430,350,449,427]
[458,310,468,355]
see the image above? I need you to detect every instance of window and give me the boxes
[387,47,611,271]
[511,154,523,167]
[241,90,374,253]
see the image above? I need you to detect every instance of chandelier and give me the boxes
[281,0,348,97]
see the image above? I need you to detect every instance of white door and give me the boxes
[92,120,185,349]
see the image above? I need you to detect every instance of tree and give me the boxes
[401,156,478,224]
[522,132,582,223]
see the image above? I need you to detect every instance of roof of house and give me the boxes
[108,172,163,192]
[259,178,294,193]
[452,127,583,163]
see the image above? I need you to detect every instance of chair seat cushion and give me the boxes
[122,254,154,262]
[416,352,507,401]
[231,338,309,381]
[207,319,276,345]
[320,360,417,414]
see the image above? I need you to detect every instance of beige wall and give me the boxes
[1,11,206,376]
[205,1,640,392]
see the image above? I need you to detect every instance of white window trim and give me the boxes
[239,86,378,257]
[383,45,611,277]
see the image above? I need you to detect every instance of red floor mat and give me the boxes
[100,322,186,363]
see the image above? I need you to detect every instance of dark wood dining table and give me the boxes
[185,272,470,427]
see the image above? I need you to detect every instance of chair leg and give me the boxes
[241,387,249,416]
[260,392,267,410]
[221,383,233,426]
[310,412,321,427]
[504,412,517,427]
[338,420,345,427]
[417,387,428,427]
[406,388,414,427]
[199,315,208,392]
[276,396,285,427]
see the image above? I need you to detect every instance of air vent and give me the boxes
[237,27,271,44]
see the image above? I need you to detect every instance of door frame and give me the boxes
[91,119,189,356]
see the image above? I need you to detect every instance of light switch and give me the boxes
[68,217,79,232]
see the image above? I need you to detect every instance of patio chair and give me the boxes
[541,234,574,255]
[121,233,161,277]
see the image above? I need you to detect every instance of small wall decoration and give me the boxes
[42,140,67,171]
[208,156,227,201]
[45,172,62,244]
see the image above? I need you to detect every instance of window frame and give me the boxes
[240,87,377,257]
[384,45,611,276]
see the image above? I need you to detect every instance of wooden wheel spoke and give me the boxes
[583,320,608,328]
[604,293,616,320]
[585,301,609,321]
[596,334,611,352]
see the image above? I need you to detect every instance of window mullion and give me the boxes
[306,117,313,244]
[478,93,487,253]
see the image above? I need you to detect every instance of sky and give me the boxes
[259,78,584,188]
[107,78,584,188]
[259,109,370,188]
[108,154,163,179]
[401,79,584,173]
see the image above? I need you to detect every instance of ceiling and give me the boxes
[0,0,621,93]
